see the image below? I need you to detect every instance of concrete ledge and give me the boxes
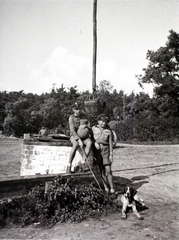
[23,139,71,146]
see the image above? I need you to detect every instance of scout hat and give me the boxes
[97,114,109,122]
[72,102,79,110]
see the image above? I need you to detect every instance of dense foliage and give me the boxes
[0,176,118,227]
[0,30,179,142]
[135,30,179,142]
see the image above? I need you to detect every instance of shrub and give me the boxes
[0,176,118,227]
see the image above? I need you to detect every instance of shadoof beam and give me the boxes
[92,0,97,98]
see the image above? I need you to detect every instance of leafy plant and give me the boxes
[0,176,118,227]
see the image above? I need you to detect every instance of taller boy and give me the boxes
[92,114,115,193]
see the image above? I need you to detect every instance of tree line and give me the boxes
[0,30,178,142]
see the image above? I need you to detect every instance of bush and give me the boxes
[0,176,118,227]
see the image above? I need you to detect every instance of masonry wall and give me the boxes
[20,140,84,176]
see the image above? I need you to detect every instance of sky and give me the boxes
[0,0,179,96]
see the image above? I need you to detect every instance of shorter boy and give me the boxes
[92,114,115,193]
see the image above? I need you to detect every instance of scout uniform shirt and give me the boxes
[92,124,113,165]
[92,124,111,145]
[69,114,80,140]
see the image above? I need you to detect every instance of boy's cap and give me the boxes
[97,114,108,121]
[80,119,88,125]
[72,102,79,110]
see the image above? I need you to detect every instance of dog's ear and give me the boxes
[131,187,137,197]
[122,186,127,194]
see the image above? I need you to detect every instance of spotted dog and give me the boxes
[121,186,146,220]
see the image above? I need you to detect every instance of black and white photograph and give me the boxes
[0,0,179,239]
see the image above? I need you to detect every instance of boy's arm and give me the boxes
[69,115,79,140]
[109,130,113,162]
[92,126,100,150]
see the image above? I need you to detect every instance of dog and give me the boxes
[120,186,147,220]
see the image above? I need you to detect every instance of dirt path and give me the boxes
[0,140,179,239]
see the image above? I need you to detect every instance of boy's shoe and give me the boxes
[66,166,71,174]
[105,188,109,193]
[110,189,115,194]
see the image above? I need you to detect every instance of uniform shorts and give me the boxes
[70,135,92,147]
[94,145,110,166]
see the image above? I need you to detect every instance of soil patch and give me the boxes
[0,139,179,239]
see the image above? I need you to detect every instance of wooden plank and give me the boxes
[0,172,93,200]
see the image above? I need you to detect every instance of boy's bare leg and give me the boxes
[67,137,79,173]
[80,138,93,171]
[83,138,92,157]
[101,170,109,192]
[105,165,115,193]
[96,161,109,191]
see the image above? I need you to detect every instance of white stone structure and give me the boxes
[20,141,85,176]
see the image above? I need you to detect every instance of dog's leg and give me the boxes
[121,196,128,219]
[133,194,145,206]
[131,201,144,220]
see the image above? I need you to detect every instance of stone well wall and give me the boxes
[20,139,90,176]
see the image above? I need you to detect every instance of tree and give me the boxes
[96,80,114,115]
[0,91,9,129]
[4,97,31,137]
[136,30,179,141]
[137,30,179,117]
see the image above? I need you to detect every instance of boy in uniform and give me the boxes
[92,114,115,193]
[66,103,92,173]
[39,127,47,136]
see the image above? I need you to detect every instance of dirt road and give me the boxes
[0,139,179,239]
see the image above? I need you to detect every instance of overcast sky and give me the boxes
[0,0,179,96]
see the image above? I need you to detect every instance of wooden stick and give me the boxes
[81,147,102,189]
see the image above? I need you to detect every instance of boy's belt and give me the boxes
[100,143,109,146]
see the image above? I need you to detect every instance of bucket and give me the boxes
[23,133,30,139]
[84,99,99,116]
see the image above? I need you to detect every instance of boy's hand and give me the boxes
[109,155,113,163]
[94,142,100,150]
[78,139,83,148]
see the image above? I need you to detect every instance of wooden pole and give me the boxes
[84,0,98,117]
[92,0,97,98]
[123,94,125,122]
